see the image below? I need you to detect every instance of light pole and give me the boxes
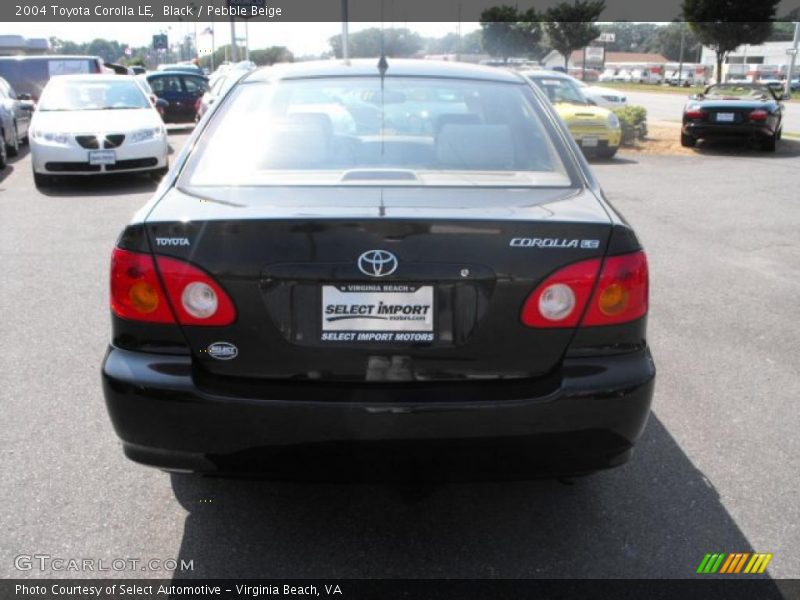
[341,0,349,61]
[677,22,685,87]
[230,18,238,62]
[786,22,799,98]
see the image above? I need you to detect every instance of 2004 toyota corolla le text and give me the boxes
[101,59,655,479]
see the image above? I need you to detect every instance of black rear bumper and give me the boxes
[102,347,655,479]
[682,122,775,140]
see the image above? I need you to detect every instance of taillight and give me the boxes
[685,108,706,119]
[110,248,236,326]
[520,251,648,328]
[749,109,769,121]
[521,259,601,328]
[582,251,648,326]
[110,248,175,323]
[155,256,236,326]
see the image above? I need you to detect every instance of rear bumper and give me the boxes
[682,122,775,140]
[102,347,655,478]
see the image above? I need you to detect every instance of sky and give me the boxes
[9,22,482,57]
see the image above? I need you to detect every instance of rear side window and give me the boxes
[182,77,208,93]
[182,77,572,188]
[149,76,182,94]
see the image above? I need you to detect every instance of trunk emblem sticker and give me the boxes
[206,342,238,360]
[358,250,398,277]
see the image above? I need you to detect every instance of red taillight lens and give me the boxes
[155,256,236,326]
[110,249,236,326]
[582,251,648,326]
[749,109,768,121]
[521,259,601,328]
[110,248,175,323]
[685,109,706,119]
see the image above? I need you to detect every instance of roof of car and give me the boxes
[519,70,572,80]
[45,74,136,83]
[0,54,101,61]
[244,59,526,84]
[147,70,207,79]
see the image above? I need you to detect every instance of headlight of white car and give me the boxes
[129,127,164,143]
[607,113,620,129]
[31,130,70,145]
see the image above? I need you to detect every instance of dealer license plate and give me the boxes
[581,136,599,147]
[88,150,116,165]
[716,112,735,122]
[321,283,434,343]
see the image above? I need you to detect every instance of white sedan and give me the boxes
[567,76,628,109]
[30,74,168,187]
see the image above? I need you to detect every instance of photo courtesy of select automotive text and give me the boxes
[1,0,800,598]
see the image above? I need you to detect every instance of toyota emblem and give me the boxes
[357,250,398,277]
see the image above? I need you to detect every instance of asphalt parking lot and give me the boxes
[1,129,799,581]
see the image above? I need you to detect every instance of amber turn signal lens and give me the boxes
[128,281,160,314]
[598,283,629,316]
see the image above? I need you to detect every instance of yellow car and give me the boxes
[523,71,622,158]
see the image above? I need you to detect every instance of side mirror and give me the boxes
[586,98,597,106]
[155,98,168,109]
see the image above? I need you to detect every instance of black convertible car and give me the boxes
[102,60,655,478]
[681,83,784,151]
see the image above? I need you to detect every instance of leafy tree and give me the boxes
[597,22,660,53]
[249,46,294,66]
[544,1,606,68]
[425,31,483,56]
[648,21,701,61]
[86,38,125,63]
[683,0,781,82]
[479,6,541,62]
[329,28,423,59]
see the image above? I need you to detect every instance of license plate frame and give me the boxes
[581,136,599,148]
[88,150,116,165]
[320,283,435,343]
[716,112,735,123]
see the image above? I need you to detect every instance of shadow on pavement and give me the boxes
[36,172,160,197]
[587,155,638,166]
[694,136,800,159]
[168,415,778,580]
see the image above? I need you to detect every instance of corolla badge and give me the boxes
[358,250,398,277]
[207,341,238,360]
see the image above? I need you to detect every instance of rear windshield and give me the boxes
[181,77,571,187]
[0,58,97,99]
[38,78,150,111]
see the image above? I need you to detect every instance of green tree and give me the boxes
[597,22,660,53]
[86,38,125,63]
[647,22,701,62]
[249,46,294,66]
[329,28,424,59]
[544,1,605,69]
[479,6,541,62]
[683,0,780,82]
[425,31,484,56]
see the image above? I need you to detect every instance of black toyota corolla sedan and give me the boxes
[681,83,784,151]
[102,60,655,479]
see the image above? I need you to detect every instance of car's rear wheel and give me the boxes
[680,132,697,148]
[596,146,618,159]
[761,132,778,152]
[7,123,19,157]
[0,132,7,169]
[33,170,53,188]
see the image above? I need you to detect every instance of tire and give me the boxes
[597,146,618,159]
[761,132,777,152]
[33,170,53,188]
[6,123,19,157]
[680,132,697,148]
[0,130,7,169]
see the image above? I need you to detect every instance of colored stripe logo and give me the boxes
[697,553,773,574]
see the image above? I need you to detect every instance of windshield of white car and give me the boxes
[528,77,588,105]
[38,78,150,111]
[181,77,572,188]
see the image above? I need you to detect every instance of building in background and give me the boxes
[701,41,800,81]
